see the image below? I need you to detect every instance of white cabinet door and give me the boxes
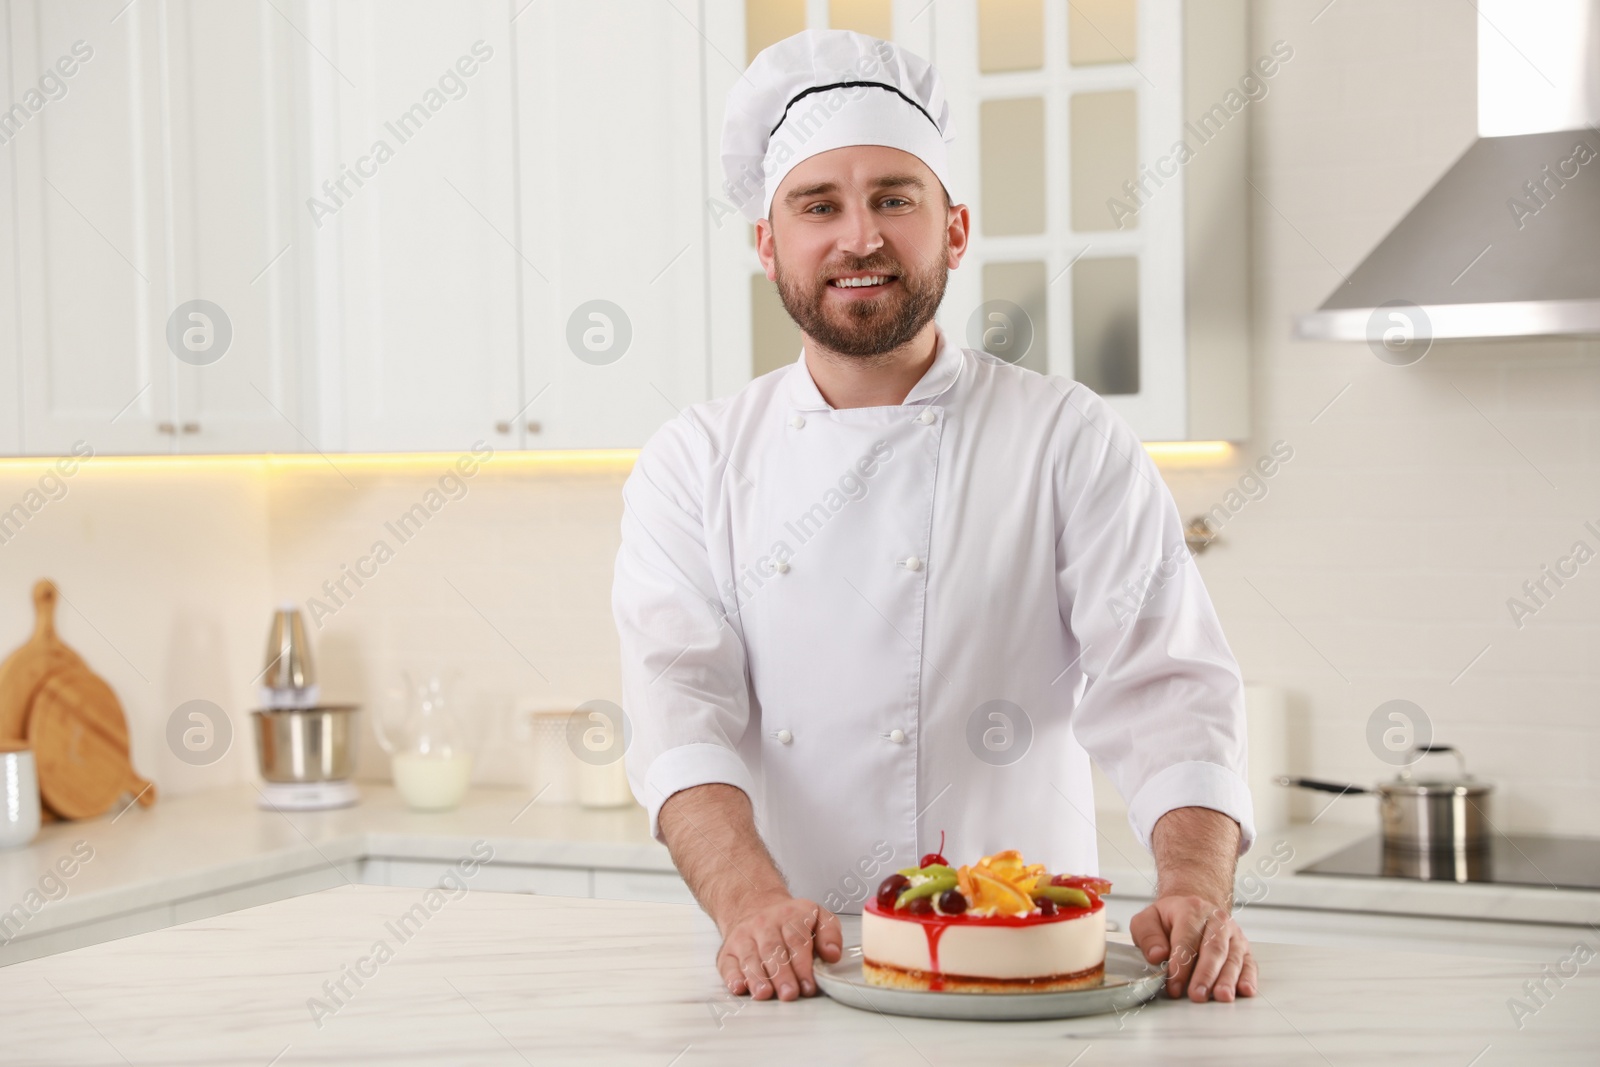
[512,0,708,450]
[314,0,522,454]
[591,868,697,906]
[164,0,309,455]
[10,0,177,456]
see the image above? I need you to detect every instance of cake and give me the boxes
[862,846,1110,993]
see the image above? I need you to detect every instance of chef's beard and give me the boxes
[773,233,949,359]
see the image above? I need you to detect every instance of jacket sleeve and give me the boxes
[1053,385,1255,856]
[612,414,757,842]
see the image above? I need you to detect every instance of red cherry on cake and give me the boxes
[937,889,968,914]
[906,897,934,915]
[876,873,911,909]
[919,829,948,869]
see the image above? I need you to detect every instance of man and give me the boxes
[613,30,1257,1006]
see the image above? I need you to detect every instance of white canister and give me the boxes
[520,709,578,805]
[0,741,42,850]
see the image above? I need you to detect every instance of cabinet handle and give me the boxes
[495,421,512,434]
[157,422,176,435]
[181,422,200,434]
[526,421,542,435]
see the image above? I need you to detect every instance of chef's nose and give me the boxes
[835,201,885,258]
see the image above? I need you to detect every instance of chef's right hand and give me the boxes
[716,892,842,1001]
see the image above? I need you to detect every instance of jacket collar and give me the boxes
[785,322,966,412]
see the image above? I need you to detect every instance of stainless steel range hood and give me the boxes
[1295,0,1600,342]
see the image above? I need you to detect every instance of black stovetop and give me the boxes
[1299,833,1600,890]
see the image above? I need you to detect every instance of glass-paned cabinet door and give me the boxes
[703,0,1188,438]
[934,0,1188,440]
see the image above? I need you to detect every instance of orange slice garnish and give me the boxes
[969,869,1032,915]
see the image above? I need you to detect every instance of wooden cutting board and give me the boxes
[28,665,155,819]
[0,580,87,741]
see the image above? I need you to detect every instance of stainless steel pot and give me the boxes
[1277,745,1492,852]
[251,705,359,783]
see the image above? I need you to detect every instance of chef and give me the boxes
[613,29,1257,1007]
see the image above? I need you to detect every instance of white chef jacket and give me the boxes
[612,322,1254,914]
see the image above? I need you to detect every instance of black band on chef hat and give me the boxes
[769,80,942,139]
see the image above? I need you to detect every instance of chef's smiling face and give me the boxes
[758,146,969,360]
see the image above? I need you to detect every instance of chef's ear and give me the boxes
[754,218,779,281]
[944,200,971,270]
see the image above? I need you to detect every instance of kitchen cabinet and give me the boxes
[0,852,691,968]
[168,861,360,925]
[6,0,308,456]
[2,0,1248,455]
[296,0,709,454]
[8,0,177,456]
[592,868,700,906]
[507,0,710,451]
[2,0,709,456]
[703,0,1251,441]
[309,1,522,454]
[1100,891,1592,964]
[368,857,593,899]
[1228,901,1598,963]
[369,858,697,906]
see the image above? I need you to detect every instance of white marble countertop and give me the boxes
[1,783,1595,965]
[0,883,1595,1066]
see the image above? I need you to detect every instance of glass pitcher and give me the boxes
[375,673,474,811]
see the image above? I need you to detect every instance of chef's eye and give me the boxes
[880,197,910,208]
[806,203,835,215]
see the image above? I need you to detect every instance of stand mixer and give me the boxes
[250,605,360,811]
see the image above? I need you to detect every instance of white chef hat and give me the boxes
[720,29,956,225]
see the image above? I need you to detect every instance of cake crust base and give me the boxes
[862,958,1105,993]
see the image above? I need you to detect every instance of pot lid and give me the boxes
[1383,744,1493,794]
[1378,778,1493,797]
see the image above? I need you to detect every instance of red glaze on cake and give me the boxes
[861,848,1110,993]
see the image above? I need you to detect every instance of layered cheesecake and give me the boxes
[862,847,1110,993]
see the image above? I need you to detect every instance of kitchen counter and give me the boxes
[2,784,1597,969]
[0,883,1595,1066]
[0,784,677,965]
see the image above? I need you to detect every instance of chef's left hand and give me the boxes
[1129,895,1257,1002]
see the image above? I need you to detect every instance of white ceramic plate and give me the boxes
[815,942,1164,1021]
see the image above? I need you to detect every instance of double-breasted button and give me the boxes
[916,409,936,425]
[888,729,906,744]
[903,556,923,572]
[789,415,805,429]
[774,560,790,574]
[776,729,793,745]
